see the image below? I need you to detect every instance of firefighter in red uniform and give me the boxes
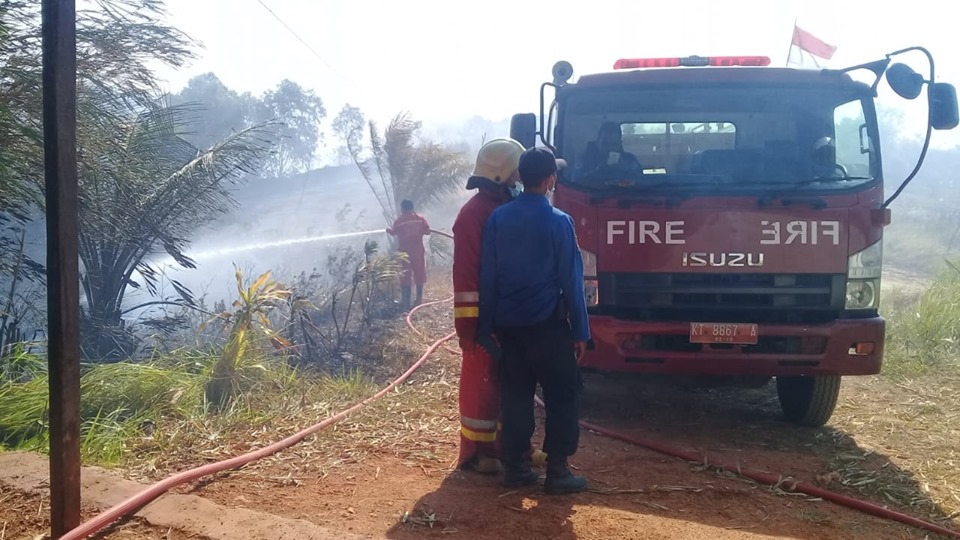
[387,199,431,310]
[453,138,546,474]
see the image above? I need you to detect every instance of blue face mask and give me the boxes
[507,184,522,199]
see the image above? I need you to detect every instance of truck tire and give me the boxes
[775,375,841,427]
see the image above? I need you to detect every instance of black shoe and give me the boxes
[503,463,539,487]
[544,456,587,495]
[544,471,587,494]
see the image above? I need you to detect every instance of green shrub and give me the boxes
[884,262,960,377]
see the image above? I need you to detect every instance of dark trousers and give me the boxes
[496,318,581,465]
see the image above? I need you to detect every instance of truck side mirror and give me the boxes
[886,63,924,100]
[510,113,538,149]
[931,82,959,130]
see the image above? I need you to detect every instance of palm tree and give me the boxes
[0,0,210,357]
[77,97,278,359]
[337,109,472,224]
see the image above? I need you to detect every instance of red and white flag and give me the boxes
[791,25,837,60]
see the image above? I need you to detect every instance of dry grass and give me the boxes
[210,296,462,484]
[828,375,960,523]
[116,291,460,488]
[815,265,960,523]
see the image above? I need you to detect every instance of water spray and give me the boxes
[187,229,388,260]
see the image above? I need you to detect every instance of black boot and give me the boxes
[503,458,539,488]
[400,287,411,311]
[544,455,587,495]
[415,284,424,306]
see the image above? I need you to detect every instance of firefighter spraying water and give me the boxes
[387,200,431,310]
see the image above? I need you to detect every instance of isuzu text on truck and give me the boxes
[509,50,958,426]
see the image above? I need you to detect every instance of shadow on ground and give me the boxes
[386,373,953,540]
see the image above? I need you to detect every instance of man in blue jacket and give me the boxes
[477,146,590,494]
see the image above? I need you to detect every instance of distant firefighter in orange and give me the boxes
[387,199,431,310]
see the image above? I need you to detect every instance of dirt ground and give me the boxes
[3,276,958,539]
[0,487,204,540]
[186,292,953,540]
[181,368,942,540]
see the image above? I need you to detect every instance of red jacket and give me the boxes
[387,211,430,255]
[452,188,507,343]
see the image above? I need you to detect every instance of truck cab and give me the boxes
[510,53,958,426]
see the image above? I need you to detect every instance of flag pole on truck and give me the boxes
[785,19,797,67]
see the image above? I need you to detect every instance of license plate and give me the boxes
[690,322,758,345]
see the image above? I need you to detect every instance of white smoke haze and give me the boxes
[123,164,462,321]
[13,158,464,333]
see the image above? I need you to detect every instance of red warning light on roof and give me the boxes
[613,55,771,70]
[613,58,681,69]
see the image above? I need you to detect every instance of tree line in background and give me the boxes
[0,0,470,363]
[172,73,474,225]
[169,74,325,178]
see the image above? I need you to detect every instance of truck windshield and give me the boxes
[558,85,878,193]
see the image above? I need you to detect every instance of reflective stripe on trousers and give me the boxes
[460,419,501,443]
[454,306,479,318]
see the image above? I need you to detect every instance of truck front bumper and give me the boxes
[581,315,884,376]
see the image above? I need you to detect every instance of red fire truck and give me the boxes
[509,51,958,426]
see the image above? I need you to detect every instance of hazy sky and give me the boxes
[154,0,959,149]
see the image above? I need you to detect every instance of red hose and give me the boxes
[58,227,960,539]
[574,417,960,539]
[59,298,455,540]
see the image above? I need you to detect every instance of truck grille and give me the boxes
[596,272,846,324]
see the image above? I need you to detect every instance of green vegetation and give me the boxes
[0,267,386,466]
[883,262,960,378]
[0,333,377,466]
[0,352,376,466]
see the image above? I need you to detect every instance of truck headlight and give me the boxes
[582,249,598,306]
[845,279,878,310]
[845,240,881,310]
[848,240,882,279]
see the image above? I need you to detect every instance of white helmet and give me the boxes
[466,137,525,188]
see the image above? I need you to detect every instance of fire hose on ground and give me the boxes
[58,303,455,540]
[55,229,959,540]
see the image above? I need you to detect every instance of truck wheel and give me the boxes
[775,375,841,427]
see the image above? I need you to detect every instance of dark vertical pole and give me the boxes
[41,0,81,537]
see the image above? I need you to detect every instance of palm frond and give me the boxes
[401,141,471,210]
[339,111,471,228]
[364,120,396,221]
[76,93,280,330]
[383,112,420,210]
